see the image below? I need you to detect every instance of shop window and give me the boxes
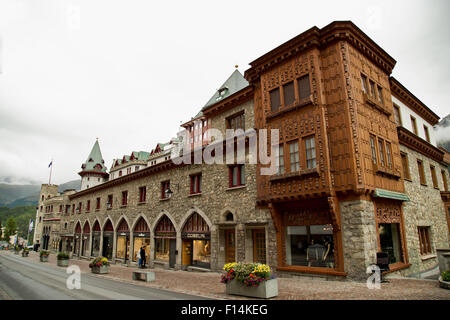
[155,215,176,263]
[442,170,448,191]
[401,153,410,180]
[285,225,334,268]
[430,165,438,189]
[270,88,281,112]
[417,160,426,185]
[190,174,202,194]
[410,116,418,135]
[139,186,146,203]
[378,138,386,167]
[283,81,295,106]
[423,125,430,143]
[393,104,402,125]
[278,145,285,174]
[229,165,245,187]
[298,74,311,100]
[361,74,368,94]
[378,223,404,264]
[289,141,299,172]
[305,136,316,169]
[418,226,432,255]
[227,112,245,131]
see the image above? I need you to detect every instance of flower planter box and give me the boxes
[57,259,69,267]
[439,276,450,290]
[40,256,49,262]
[91,265,109,274]
[226,278,278,299]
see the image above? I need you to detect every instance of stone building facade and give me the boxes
[38,21,449,280]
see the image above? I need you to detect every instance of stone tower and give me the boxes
[33,184,59,245]
[79,139,108,191]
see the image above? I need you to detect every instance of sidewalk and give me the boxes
[4,251,450,300]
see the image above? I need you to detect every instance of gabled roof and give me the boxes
[202,69,249,110]
[79,140,107,175]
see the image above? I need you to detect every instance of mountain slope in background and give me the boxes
[436,114,450,152]
[0,179,81,208]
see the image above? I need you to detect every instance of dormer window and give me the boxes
[218,86,228,96]
[88,158,93,162]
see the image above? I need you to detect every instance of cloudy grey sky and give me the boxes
[0,0,449,185]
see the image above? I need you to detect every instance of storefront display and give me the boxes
[91,232,100,257]
[285,225,334,268]
[154,215,177,267]
[132,218,150,262]
[182,213,211,269]
[116,219,130,261]
[374,199,407,266]
[103,219,114,259]
[116,234,130,260]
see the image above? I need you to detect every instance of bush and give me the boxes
[57,252,69,260]
[442,270,450,282]
[89,256,110,268]
[220,262,275,287]
[40,250,49,257]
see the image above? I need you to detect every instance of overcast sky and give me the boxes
[0,0,449,185]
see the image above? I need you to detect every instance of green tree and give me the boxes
[4,216,18,241]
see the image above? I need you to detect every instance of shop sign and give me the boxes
[135,233,149,237]
[119,232,127,236]
[83,236,88,240]
[155,232,176,238]
[75,235,79,239]
[182,232,210,239]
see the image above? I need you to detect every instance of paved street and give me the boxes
[1,251,449,300]
[0,253,207,300]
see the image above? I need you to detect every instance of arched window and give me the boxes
[226,212,234,222]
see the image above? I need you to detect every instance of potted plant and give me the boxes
[221,262,278,299]
[89,256,110,274]
[22,247,30,257]
[57,252,70,267]
[439,270,450,290]
[40,250,50,262]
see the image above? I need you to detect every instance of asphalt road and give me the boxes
[0,253,208,300]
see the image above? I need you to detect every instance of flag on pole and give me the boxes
[48,161,53,168]
[28,219,34,233]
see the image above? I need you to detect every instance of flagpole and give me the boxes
[49,159,53,185]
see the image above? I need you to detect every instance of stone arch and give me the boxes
[102,218,114,232]
[131,214,152,233]
[116,217,130,233]
[220,207,238,222]
[115,215,131,231]
[152,210,179,233]
[74,221,82,233]
[180,207,213,232]
[83,220,91,234]
[92,219,101,232]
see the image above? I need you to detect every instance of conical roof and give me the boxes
[79,139,107,176]
[202,69,249,110]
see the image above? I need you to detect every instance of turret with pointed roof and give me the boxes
[79,139,108,190]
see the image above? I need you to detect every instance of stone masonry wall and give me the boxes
[340,199,378,280]
[393,145,449,276]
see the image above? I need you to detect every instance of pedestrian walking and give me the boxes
[140,246,146,268]
[136,247,141,268]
